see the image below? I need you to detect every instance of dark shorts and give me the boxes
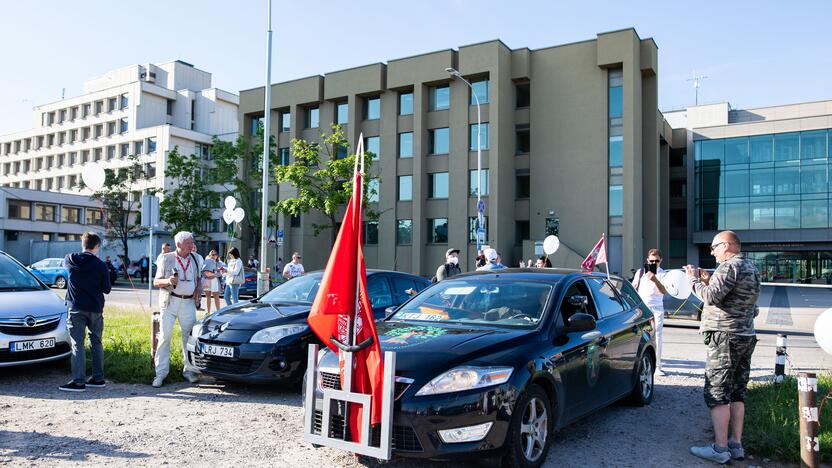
[704,331,757,408]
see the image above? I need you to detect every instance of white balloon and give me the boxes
[222,209,235,224]
[543,235,560,255]
[658,269,693,300]
[81,163,106,191]
[232,207,245,223]
[224,196,237,210]
[814,308,832,355]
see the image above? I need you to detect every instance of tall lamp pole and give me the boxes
[445,68,484,254]
[257,0,273,296]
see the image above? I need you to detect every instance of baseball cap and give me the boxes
[484,248,498,262]
[445,248,460,257]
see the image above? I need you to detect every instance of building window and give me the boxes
[135,140,143,155]
[609,185,623,216]
[399,92,413,115]
[86,209,104,226]
[290,214,301,227]
[774,132,799,161]
[93,148,102,162]
[94,101,103,115]
[305,107,319,129]
[47,134,54,147]
[429,128,449,154]
[398,132,413,158]
[61,206,82,224]
[94,124,103,138]
[515,221,530,245]
[145,162,157,179]
[120,143,130,158]
[368,179,379,203]
[279,147,290,165]
[364,96,380,120]
[609,135,623,167]
[468,216,489,244]
[429,85,450,111]
[148,137,157,153]
[56,177,64,190]
[8,200,31,219]
[68,175,77,188]
[397,219,412,245]
[469,123,489,150]
[281,112,291,132]
[120,94,129,109]
[428,218,449,243]
[516,82,530,108]
[81,150,89,163]
[69,130,76,143]
[801,130,827,160]
[469,169,490,197]
[336,102,348,125]
[106,121,115,136]
[516,124,530,154]
[107,146,115,160]
[108,97,117,112]
[250,117,263,135]
[120,119,128,133]
[516,171,530,198]
[364,221,379,245]
[365,136,380,160]
[334,144,348,160]
[82,103,91,118]
[471,79,489,105]
[398,175,413,201]
[166,100,174,116]
[428,172,449,198]
[82,127,90,141]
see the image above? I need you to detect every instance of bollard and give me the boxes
[150,310,160,364]
[774,333,787,383]
[797,372,820,468]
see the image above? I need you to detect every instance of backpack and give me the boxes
[431,264,451,283]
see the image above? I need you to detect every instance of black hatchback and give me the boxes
[187,270,430,385]
[310,269,657,467]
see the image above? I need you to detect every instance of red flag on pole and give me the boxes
[581,234,608,272]
[307,137,384,443]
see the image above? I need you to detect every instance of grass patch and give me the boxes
[71,306,187,384]
[744,373,832,463]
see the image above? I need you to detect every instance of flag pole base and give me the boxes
[330,336,374,353]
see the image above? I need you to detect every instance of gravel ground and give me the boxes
[0,360,792,468]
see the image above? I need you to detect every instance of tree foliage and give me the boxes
[158,146,216,238]
[273,124,378,245]
[87,154,146,262]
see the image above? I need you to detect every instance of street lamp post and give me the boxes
[445,68,484,253]
[257,0,273,296]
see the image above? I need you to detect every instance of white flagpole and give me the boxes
[603,233,610,280]
[352,135,365,348]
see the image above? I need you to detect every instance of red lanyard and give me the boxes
[175,255,191,281]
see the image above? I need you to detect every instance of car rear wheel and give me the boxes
[54,276,67,289]
[626,352,654,406]
[502,384,552,468]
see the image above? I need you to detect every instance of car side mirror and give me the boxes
[567,312,596,332]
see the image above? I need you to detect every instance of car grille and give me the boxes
[0,315,61,337]
[0,342,70,363]
[190,353,261,375]
[312,409,423,452]
[319,371,412,400]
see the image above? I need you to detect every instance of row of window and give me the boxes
[1,119,131,157]
[0,138,157,177]
[696,198,832,231]
[608,68,625,236]
[695,129,832,167]
[40,93,128,129]
[394,217,537,245]
[393,170,529,200]
[7,200,103,225]
[2,162,158,191]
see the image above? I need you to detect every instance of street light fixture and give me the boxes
[445,67,484,254]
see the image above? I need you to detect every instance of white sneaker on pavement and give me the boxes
[152,377,164,388]
[690,444,730,464]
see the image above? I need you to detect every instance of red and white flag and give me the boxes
[307,137,384,442]
[581,234,608,272]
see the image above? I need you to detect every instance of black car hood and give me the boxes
[375,320,532,377]
[207,301,312,330]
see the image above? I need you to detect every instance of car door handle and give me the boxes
[581,331,601,340]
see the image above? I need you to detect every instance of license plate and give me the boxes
[11,338,56,352]
[201,343,234,358]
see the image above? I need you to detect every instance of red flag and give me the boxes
[307,148,384,443]
[581,234,608,272]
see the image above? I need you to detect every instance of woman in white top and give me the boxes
[223,247,245,306]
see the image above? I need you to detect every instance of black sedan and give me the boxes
[310,269,656,467]
[186,270,430,385]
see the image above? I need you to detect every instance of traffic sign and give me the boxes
[277,230,284,239]
[477,199,486,213]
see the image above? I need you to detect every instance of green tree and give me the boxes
[273,124,378,245]
[87,154,146,262]
[210,125,277,253]
[158,146,216,238]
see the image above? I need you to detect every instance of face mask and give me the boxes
[448,256,459,265]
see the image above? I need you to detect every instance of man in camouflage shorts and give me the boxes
[685,230,761,464]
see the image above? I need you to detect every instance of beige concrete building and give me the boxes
[239,28,660,277]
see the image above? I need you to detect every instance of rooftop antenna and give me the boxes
[61,87,65,100]
[687,70,708,106]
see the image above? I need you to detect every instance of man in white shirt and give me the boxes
[282,252,305,280]
[152,232,203,387]
[632,248,669,374]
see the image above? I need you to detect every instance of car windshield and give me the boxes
[260,275,321,303]
[392,279,554,328]
[0,254,45,290]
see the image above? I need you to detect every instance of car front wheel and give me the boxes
[503,383,552,468]
[54,276,67,289]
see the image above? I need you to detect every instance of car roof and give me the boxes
[452,267,626,283]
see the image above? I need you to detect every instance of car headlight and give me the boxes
[249,324,309,344]
[191,323,203,337]
[415,366,513,396]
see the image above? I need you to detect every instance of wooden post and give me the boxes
[774,334,787,383]
[150,310,160,365]
[797,372,820,468]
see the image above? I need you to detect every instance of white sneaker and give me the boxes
[184,372,199,384]
[690,444,730,464]
[151,377,164,388]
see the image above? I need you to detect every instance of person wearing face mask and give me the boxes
[433,248,462,282]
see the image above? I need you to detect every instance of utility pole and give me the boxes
[687,70,708,106]
[257,0,273,296]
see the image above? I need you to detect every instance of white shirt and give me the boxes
[283,262,304,279]
[156,252,204,297]
[634,267,665,312]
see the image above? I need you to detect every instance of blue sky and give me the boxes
[1,0,830,134]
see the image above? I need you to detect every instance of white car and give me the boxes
[0,251,71,367]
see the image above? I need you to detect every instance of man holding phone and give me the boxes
[631,248,669,375]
